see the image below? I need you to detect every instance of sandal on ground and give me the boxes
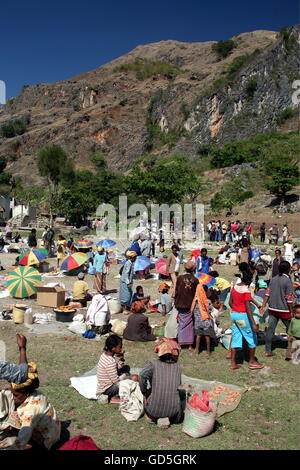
[248,363,264,370]
[265,352,276,357]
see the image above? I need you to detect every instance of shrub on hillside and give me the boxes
[212,40,236,59]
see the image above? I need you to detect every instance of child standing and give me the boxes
[286,305,300,364]
[229,273,264,370]
[96,335,130,402]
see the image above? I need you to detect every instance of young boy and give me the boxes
[210,271,231,309]
[131,286,150,306]
[286,305,300,364]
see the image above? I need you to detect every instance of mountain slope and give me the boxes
[0,26,299,184]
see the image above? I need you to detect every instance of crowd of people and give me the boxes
[0,221,299,448]
[206,220,291,245]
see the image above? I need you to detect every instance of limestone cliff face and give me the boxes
[0,26,299,183]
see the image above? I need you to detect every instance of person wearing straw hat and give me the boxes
[93,246,108,294]
[119,251,137,313]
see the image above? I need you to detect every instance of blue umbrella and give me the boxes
[134,256,151,272]
[96,239,116,249]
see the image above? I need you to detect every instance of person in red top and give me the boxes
[229,272,264,370]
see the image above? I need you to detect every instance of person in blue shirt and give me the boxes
[93,247,108,293]
[196,248,210,274]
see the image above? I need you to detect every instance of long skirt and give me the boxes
[119,281,132,308]
[93,272,106,293]
[177,309,194,345]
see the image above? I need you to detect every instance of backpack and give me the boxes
[256,258,269,276]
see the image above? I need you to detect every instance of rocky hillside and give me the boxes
[0,26,299,184]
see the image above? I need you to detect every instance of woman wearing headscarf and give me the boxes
[119,251,137,313]
[139,338,183,428]
[0,363,60,450]
[123,301,156,342]
[191,282,216,358]
[174,261,199,349]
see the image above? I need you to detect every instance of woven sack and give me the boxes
[183,402,216,438]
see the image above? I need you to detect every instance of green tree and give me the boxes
[90,152,106,169]
[125,154,202,204]
[37,145,74,224]
[212,40,236,59]
[211,178,253,212]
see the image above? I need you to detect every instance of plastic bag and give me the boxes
[189,391,213,413]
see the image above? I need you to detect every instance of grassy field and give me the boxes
[0,251,299,450]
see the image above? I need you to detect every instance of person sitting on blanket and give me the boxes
[149,283,173,315]
[131,285,150,306]
[0,341,60,450]
[123,301,156,342]
[96,335,130,403]
[139,338,183,428]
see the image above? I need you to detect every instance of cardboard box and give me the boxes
[36,286,65,308]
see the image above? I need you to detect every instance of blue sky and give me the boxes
[0,0,299,99]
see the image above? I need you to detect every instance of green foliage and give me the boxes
[212,40,236,59]
[260,132,300,199]
[279,27,297,52]
[276,107,296,125]
[125,154,202,204]
[113,59,184,80]
[90,152,106,169]
[37,145,74,186]
[1,117,28,138]
[245,77,257,101]
[57,169,124,225]
[211,177,254,212]
[210,131,299,169]
[265,164,299,199]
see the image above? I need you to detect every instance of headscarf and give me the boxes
[191,283,209,320]
[126,251,137,258]
[97,246,104,252]
[11,362,38,391]
[158,283,170,292]
[154,338,181,357]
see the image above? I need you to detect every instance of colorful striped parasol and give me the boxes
[18,248,48,266]
[96,239,116,249]
[61,252,88,271]
[6,266,42,298]
[195,272,216,288]
[74,239,94,249]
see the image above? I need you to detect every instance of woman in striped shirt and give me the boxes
[96,335,130,401]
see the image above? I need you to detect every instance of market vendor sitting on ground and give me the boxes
[139,338,184,428]
[150,283,173,315]
[96,335,130,403]
[123,301,156,342]
[72,272,92,307]
[0,335,61,450]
